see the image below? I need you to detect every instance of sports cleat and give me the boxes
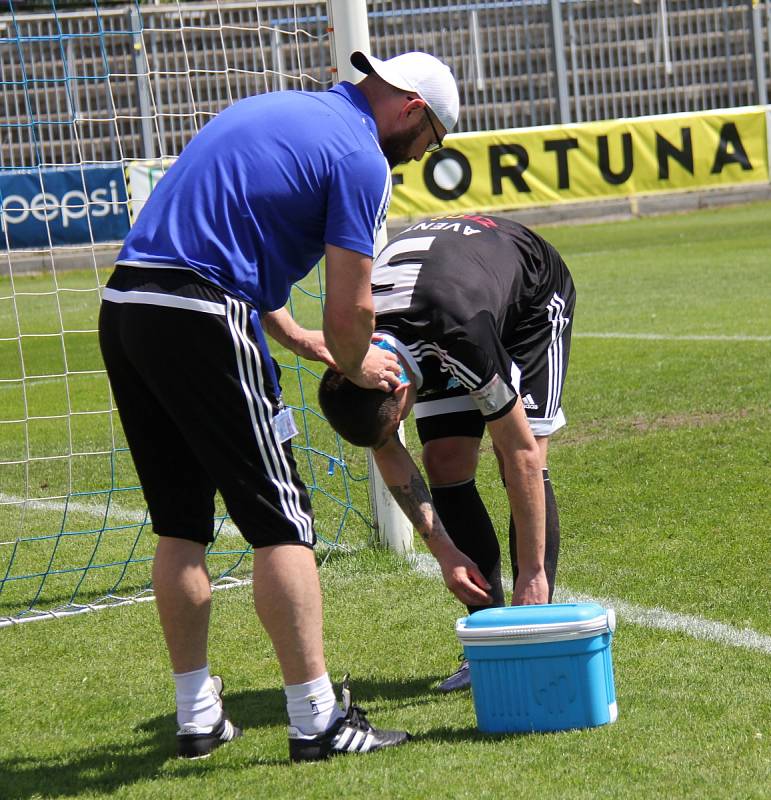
[288,674,411,762]
[176,675,242,759]
[436,657,471,693]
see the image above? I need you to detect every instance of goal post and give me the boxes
[328,0,414,554]
[0,0,410,626]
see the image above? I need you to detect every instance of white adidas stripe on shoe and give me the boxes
[288,674,410,762]
[176,675,242,759]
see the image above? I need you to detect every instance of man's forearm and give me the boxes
[323,243,376,377]
[388,470,450,551]
[262,308,302,350]
[323,306,374,376]
[373,440,457,555]
[503,451,546,574]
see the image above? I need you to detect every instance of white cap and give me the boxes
[350,50,460,133]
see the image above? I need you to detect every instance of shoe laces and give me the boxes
[340,673,373,732]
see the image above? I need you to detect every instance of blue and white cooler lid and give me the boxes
[456,602,616,646]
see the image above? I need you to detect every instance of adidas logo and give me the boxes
[521,393,539,410]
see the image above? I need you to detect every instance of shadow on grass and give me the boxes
[0,674,455,799]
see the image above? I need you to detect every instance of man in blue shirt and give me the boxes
[99,50,487,763]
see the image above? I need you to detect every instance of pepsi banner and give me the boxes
[0,165,130,249]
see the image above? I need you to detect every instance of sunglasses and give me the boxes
[423,107,444,152]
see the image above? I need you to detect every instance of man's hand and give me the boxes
[346,342,403,392]
[437,546,493,607]
[292,329,336,368]
[262,308,337,368]
[372,439,493,607]
[512,568,549,605]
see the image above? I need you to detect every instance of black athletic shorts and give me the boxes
[98,265,315,548]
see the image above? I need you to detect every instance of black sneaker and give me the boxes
[176,675,242,759]
[288,674,411,762]
[436,657,471,693]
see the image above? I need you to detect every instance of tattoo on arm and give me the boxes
[388,473,442,544]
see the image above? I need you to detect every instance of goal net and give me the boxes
[0,0,377,625]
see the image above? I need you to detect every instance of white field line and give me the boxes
[575,332,771,342]
[4,498,770,654]
[0,577,251,627]
[0,493,241,544]
[409,553,771,656]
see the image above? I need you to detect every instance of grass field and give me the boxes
[1,201,770,798]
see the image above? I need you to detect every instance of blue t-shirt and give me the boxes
[117,83,391,312]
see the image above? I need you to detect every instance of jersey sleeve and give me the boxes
[325,150,391,257]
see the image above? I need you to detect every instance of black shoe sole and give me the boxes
[177,721,242,758]
[289,731,411,763]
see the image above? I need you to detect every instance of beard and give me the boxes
[380,118,427,168]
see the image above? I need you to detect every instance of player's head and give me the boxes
[350,51,459,167]
[318,369,411,448]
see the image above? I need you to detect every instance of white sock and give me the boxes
[284,673,343,735]
[174,665,222,730]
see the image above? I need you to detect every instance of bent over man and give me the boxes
[99,51,480,762]
[319,213,576,693]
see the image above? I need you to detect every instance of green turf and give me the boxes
[0,551,768,799]
[0,201,770,797]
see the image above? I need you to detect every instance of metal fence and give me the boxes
[1,0,769,168]
[369,0,770,129]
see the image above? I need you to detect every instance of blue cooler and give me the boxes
[455,603,617,734]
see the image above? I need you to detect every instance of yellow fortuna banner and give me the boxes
[389,107,769,218]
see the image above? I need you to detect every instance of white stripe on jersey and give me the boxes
[372,165,392,246]
[406,340,483,388]
[102,287,226,316]
[372,236,435,314]
[225,297,313,544]
[373,331,424,388]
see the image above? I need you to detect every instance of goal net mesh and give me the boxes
[0,0,374,625]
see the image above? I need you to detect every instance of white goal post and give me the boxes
[328,0,414,554]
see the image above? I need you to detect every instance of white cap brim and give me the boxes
[350,51,417,94]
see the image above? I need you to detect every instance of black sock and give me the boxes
[509,468,560,603]
[430,480,505,614]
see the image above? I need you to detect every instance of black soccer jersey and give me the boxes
[372,214,575,422]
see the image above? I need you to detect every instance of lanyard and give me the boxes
[249,309,282,403]
[249,308,298,444]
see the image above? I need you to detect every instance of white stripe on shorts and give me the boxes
[413,395,477,419]
[102,287,226,316]
[546,293,569,419]
[224,297,313,544]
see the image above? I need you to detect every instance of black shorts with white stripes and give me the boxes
[98,266,315,548]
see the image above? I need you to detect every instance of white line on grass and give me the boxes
[409,553,771,655]
[0,493,242,544]
[576,332,771,342]
[0,492,146,540]
[5,494,770,654]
